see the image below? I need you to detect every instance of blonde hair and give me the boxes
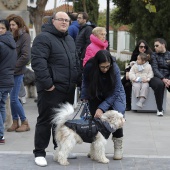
[92,27,106,36]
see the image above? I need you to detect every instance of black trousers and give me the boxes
[121,76,132,107]
[88,97,123,138]
[149,77,170,111]
[33,87,75,157]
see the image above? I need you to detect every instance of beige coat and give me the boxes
[129,62,154,82]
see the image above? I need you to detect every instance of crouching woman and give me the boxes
[81,50,126,160]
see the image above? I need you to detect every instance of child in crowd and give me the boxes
[129,53,153,108]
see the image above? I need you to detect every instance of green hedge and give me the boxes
[116,59,130,75]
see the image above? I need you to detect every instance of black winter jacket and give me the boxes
[31,20,80,93]
[151,51,170,79]
[0,31,17,88]
[75,24,95,60]
[125,53,138,73]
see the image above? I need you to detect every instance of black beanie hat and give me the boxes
[0,19,10,30]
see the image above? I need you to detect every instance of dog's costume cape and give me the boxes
[65,118,116,143]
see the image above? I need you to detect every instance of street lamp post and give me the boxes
[106,0,110,50]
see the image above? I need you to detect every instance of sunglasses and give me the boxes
[139,46,146,49]
[154,45,159,47]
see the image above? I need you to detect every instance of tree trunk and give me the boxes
[74,0,99,24]
[82,0,87,12]
[27,0,48,36]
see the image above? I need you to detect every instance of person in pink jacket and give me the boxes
[83,27,108,67]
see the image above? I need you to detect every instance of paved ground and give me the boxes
[1,93,170,170]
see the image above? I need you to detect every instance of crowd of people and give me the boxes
[122,38,170,117]
[0,10,170,168]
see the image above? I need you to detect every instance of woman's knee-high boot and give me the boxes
[112,137,123,160]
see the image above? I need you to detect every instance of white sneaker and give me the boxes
[136,101,143,108]
[157,111,163,116]
[68,153,77,159]
[35,157,47,167]
[21,96,26,104]
[18,96,26,104]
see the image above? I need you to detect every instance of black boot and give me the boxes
[126,104,131,111]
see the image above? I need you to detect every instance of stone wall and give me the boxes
[0,0,29,25]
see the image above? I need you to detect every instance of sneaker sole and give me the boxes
[0,142,5,145]
[157,114,163,116]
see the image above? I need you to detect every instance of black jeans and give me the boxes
[88,97,123,138]
[149,77,170,111]
[33,88,75,157]
[121,76,132,108]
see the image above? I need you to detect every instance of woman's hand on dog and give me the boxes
[94,109,103,118]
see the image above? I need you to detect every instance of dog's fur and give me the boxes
[23,67,37,98]
[52,103,124,165]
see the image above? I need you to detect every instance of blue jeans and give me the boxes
[19,81,26,97]
[10,75,26,121]
[0,88,12,137]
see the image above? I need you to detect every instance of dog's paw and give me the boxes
[59,160,70,166]
[99,158,110,164]
[53,151,58,162]
[89,154,95,160]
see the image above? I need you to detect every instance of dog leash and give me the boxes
[72,102,90,120]
[81,102,91,120]
[72,101,85,120]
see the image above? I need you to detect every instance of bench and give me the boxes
[131,87,167,112]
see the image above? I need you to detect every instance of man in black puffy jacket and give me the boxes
[150,38,170,116]
[31,12,80,167]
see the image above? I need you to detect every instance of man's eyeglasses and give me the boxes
[54,18,70,22]
[77,17,83,19]
[154,45,159,48]
[139,46,146,49]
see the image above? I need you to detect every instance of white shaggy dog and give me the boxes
[52,103,125,166]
